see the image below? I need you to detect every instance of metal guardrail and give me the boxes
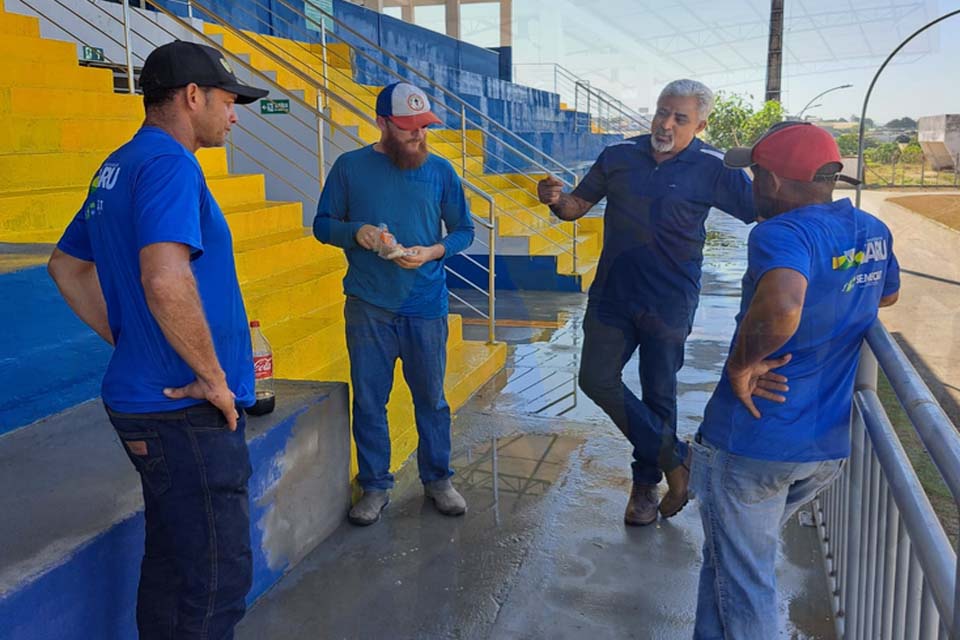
[183,0,586,272]
[512,62,651,137]
[22,0,498,341]
[814,322,960,639]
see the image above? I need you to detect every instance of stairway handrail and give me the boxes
[282,0,579,189]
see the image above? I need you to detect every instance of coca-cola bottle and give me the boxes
[247,320,275,416]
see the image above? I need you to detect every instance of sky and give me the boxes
[389,0,960,125]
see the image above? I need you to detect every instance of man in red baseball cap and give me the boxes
[689,121,900,638]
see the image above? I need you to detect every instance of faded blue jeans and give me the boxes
[344,296,453,491]
[690,436,844,639]
[106,402,253,640]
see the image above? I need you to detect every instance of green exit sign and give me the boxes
[260,99,290,115]
[81,45,105,62]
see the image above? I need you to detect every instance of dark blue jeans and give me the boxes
[106,402,253,640]
[578,301,691,485]
[344,296,453,491]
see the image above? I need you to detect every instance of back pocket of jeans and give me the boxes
[115,429,171,496]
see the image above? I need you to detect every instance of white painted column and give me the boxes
[444,0,461,39]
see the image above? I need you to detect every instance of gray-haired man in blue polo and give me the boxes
[537,79,755,526]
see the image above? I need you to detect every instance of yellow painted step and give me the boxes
[429,128,484,147]
[223,200,304,242]
[0,117,140,154]
[242,256,346,326]
[267,311,346,378]
[0,186,86,236]
[207,174,266,208]
[578,216,603,234]
[0,148,228,191]
[0,34,77,64]
[0,11,39,37]
[0,60,114,91]
[0,87,143,119]
[233,228,339,282]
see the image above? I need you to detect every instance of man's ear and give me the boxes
[695,119,708,135]
[182,83,202,111]
[375,116,390,134]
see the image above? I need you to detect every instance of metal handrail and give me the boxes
[814,322,960,638]
[192,0,582,268]
[54,0,499,338]
[289,0,579,188]
[513,62,651,135]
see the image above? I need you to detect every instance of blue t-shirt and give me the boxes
[700,198,901,461]
[573,135,755,323]
[56,126,255,413]
[312,146,475,318]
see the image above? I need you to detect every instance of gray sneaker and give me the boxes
[424,478,467,516]
[348,490,389,526]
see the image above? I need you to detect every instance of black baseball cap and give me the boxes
[139,40,269,105]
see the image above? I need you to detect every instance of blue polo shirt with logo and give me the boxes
[56,126,255,413]
[700,198,900,461]
[573,135,755,324]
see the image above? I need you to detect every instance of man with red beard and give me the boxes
[313,82,475,526]
[537,79,756,526]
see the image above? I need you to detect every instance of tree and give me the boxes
[864,142,901,164]
[837,133,859,156]
[885,117,917,130]
[900,142,923,164]
[705,92,784,150]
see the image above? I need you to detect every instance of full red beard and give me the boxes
[382,132,429,169]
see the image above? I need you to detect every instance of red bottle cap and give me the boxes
[250,320,260,328]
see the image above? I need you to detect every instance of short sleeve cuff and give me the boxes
[56,238,94,263]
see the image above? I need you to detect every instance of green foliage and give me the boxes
[900,142,923,164]
[864,142,901,164]
[706,92,784,150]
[836,133,859,156]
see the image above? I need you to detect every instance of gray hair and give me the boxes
[658,79,715,121]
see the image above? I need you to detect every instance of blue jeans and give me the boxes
[690,436,844,640]
[106,403,253,640]
[344,296,452,491]
[578,301,690,484]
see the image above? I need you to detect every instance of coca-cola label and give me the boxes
[253,354,273,380]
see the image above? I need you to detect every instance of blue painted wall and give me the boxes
[446,254,583,292]
[0,390,342,640]
[0,266,110,436]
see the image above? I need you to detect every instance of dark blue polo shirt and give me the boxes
[573,135,755,324]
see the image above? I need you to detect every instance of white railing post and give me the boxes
[121,0,136,94]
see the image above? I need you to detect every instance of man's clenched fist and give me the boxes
[537,175,564,206]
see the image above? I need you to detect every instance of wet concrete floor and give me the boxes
[236,213,836,640]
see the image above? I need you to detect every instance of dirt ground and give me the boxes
[888,193,960,230]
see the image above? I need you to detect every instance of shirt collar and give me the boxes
[638,135,704,164]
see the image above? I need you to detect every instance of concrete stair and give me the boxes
[201,25,600,291]
[0,3,506,493]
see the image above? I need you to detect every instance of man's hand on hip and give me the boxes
[537,175,564,205]
[164,375,240,431]
[355,224,381,250]
[727,353,792,419]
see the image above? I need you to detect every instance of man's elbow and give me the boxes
[48,249,87,285]
[141,268,188,308]
[880,291,900,308]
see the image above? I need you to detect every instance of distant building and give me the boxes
[918,115,960,170]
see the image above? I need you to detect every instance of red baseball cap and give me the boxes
[724,121,859,184]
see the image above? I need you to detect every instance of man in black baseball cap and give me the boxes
[140,40,268,104]
[47,39,269,639]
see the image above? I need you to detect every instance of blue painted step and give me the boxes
[0,380,350,640]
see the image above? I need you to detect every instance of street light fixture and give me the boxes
[796,84,854,119]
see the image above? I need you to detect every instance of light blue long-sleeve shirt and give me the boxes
[313,145,474,317]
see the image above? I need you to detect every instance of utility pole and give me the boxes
[765,0,784,102]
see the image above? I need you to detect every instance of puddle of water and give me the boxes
[452,433,585,524]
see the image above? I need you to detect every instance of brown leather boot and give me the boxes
[659,448,692,518]
[624,483,659,526]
